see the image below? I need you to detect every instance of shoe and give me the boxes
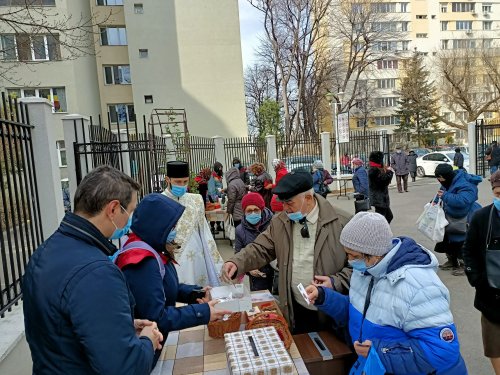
[216,225,224,232]
[452,267,465,276]
[405,190,408,192]
[398,191,403,193]
[439,260,456,270]
[211,228,219,235]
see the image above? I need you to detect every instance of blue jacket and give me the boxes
[352,166,369,197]
[208,175,223,202]
[316,237,467,375]
[116,195,210,351]
[22,212,154,375]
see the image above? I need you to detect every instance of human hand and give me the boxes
[312,275,333,289]
[354,340,372,358]
[140,322,163,351]
[249,269,266,278]
[437,190,444,198]
[134,319,154,336]
[208,299,233,322]
[221,262,238,282]
[196,286,212,304]
[305,285,319,304]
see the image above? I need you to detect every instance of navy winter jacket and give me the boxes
[22,212,154,375]
[352,166,369,197]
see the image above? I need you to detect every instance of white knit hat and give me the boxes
[340,212,393,256]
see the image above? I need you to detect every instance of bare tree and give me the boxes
[435,45,500,131]
[350,79,378,133]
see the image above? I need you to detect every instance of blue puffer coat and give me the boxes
[23,212,155,375]
[352,166,369,197]
[316,237,467,375]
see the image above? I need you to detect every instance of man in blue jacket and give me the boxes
[23,166,162,375]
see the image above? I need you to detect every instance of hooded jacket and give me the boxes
[23,212,155,375]
[225,167,247,222]
[115,194,210,355]
[352,165,369,197]
[316,237,467,375]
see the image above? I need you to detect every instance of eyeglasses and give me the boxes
[299,218,309,238]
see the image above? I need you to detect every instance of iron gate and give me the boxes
[475,119,500,177]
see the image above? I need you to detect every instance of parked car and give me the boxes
[416,151,469,177]
[283,155,321,173]
[411,148,432,157]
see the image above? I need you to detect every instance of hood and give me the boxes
[443,169,482,191]
[462,171,482,186]
[242,207,273,231]
[130,193,185,254]
[225,167,241,184]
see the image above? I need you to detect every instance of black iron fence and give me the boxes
[223,137,267,171]
[475,119,500,176]
[0,95,43,317]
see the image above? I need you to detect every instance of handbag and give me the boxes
[485,207,500,289]
[354,194,371,213]
[445,214,467,235]
[224,214,236,241]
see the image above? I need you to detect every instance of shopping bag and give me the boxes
[349,348,386,375]
[225,214,236,241]
[416,199,448,242]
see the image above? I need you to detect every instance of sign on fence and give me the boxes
[337,112,350,143]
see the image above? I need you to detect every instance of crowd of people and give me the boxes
[21,146,500,375]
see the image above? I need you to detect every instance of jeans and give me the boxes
[491,165,498,175]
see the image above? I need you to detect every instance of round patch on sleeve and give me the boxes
[439,327,455,342]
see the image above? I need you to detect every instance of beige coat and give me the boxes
[228,194,352,327]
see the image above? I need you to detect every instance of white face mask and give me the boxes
[396,150,402,154]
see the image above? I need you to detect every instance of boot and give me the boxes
[439,254,457,270]
[452,259,465,276]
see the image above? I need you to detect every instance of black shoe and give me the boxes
[211,228,219,235]
[439,260,456,270]
[216,225,223,232]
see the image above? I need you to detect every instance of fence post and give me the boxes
[23,98,65,238]
[468,122,477,175]
[321,132,331,173]
[117,130,131,177]
[62,115,92,204]
[378,130,388,163]
[265,135,277,180]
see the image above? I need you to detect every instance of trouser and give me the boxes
[434,235,464,266]
[396,173,409,192]
[410,171,416,181]
[375,206,393,224]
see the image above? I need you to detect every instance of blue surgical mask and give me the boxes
[246,213,261,225]
[171,184,187,197]
[348,259,367,273]
[287,211,304,222]
[167,229,177,243]
[494,197,500,211]
[234,163,240,169]
[110,207,132,240]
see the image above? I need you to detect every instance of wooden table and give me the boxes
[205,208,227,240]
[152,297,309,375]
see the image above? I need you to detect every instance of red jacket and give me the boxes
[271,167,288,212]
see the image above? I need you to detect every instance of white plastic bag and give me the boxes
[416,199,448,242]
[225,214,236,241]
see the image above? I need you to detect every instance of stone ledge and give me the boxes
[0,302,25,363]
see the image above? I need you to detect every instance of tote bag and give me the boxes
[225,214,236,241]
[417,198,448,242]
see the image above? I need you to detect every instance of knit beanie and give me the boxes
[340,212,393,256]
[242,192,265,211]
[434,163,454,179]
[313,160,324,169]
[351,158,363,166]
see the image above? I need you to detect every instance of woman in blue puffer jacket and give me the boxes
[306,212,467,375]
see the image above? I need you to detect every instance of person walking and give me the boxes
[249,162,274,209]
[454,148,465,170]
[485,140,500,175]
[408,150,418,182]
[270,158,288,213]
[234,193,274,292]
[368,151,394,223]
[434,164,481,276]
[23,166,162,374]
[306,212,467,375]
[208,161,224,234]
[221,171,353,334]
[463,170,500,375]
[225,166,247,228]
[390,145,410,193]
[351,157,369,198]
[312,160,333,198]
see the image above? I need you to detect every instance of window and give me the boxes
[372,22,398,32]
[483,21,492,30]
[139,48,148,58]
[374,41,398,51]
[400,2,408,12]
[0,0,55,5]
[416,33,428,38]
[441,40,449,49]
[441,21,448,31]
[451,2,475,12]
[374,115,400,126]
[7,87,67,112]
[402,41,410,50]
[452,39,475,49]
[56,141,67,167]
[100,27,127,46]
[108,104,135,124]
[456,111,467,121]
[96,0,123,5]
[440,3,447,12]
[372,3,396,13]
[456,21,472,30]
[103,65,131,85]
[134,3,143,13]
[401,22,408,31]
[377,78,396,89]
[482,4,492,13]
[0,33,60,61]
[377,60,398,69]
[144,95,153,104]
[443,112,451,121]
[376,97,398,107]
[416,15,427,19]
[483,39,492,48]
[484,112,494,119]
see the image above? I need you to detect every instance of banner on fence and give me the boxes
[337,112,350,143]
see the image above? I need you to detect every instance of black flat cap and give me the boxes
[273,171,313,201]
[166,161,189,178]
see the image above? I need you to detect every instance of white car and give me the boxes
[416,151,469,177]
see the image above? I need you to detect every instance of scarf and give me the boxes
[369,161,383,168]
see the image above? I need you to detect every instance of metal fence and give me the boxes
[475,119,500,176]
[0,95,43,317]
[223,137,267,171]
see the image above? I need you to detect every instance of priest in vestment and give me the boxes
[162,161,224,286]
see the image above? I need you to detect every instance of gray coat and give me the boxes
[453,152,464,168]
[225,167,247,222]
[390,152,410,175]
[408,153,418,173]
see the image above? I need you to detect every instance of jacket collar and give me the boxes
[277,194,339,227]
[59,212,117,256]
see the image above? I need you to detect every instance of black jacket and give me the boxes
[368,166,394,208]
[453,152,464,168]
[485,145,500,166]
[463,204,500,323]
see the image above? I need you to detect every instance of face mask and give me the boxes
[167,229,177,243]
[286,196,305,222]
[171,184,187,197]
[246,213,261,225]
[110,206,132,240]
[396,150,402,154]
[348,259,367,272]
[234,163,240,169]
[493,197,500,211]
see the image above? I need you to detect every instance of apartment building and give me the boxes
[346,1,500,141]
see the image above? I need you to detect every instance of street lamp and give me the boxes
[326,91,344,192]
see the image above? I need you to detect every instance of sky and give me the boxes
[238,0,263,69]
